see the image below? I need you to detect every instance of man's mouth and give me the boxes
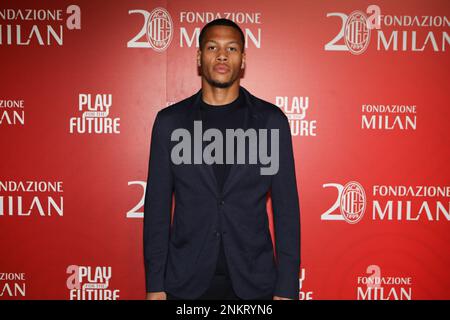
[213,64,230,74]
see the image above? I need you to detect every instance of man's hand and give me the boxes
[146,292,167,300]
[273,296,293,300]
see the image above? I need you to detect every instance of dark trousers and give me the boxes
[166,273,273,300]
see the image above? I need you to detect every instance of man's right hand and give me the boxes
[146,292,167,300]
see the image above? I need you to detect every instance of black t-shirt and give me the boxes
[199,92,245,276]
[199,92,245,191]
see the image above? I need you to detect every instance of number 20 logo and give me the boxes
[324,5,381,55]
[127,8,173,52]
[321,181,367,224]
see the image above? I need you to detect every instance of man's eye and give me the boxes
[208,46,216,50]
[228,47,237,51]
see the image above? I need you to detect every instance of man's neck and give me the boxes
[201,80,240,106]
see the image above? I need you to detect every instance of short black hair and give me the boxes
[199,18,245,52]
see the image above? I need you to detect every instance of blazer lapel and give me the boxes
[187,89,220,196]
[221,87,260,196]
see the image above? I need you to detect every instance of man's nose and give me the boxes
[216,48,228,62]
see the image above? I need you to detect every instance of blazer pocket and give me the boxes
[249,234,275,274]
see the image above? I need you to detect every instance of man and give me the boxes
[144,19,300,300]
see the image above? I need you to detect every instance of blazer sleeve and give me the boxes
[143,111,174,292]
[270,109,301,300]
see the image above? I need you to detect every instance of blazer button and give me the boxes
[219,200,225,206]
[215,231,221,237]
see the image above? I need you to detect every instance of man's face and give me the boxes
[197,25,246,89]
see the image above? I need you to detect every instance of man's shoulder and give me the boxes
[157,91,199,119]
[247,91,287,122]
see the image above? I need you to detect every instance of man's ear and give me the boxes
[241,52,246,69]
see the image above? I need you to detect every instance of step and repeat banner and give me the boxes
[1,0,449,300]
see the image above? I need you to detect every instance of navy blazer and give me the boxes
[144,86,301,299]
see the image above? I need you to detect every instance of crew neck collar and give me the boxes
[200,91,242,111]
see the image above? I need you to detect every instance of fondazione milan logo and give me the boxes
[325,4,449,54]
[357,265,413,300]
[322,182,449,223]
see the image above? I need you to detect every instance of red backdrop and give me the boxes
[1,0,449,300]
